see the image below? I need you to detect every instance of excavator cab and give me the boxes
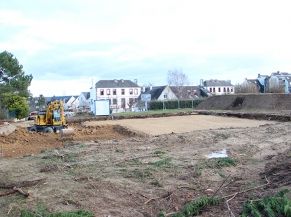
[28,100,68,133]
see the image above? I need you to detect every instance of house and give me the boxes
[202,80,234,95]
[170,86,201,99]
[245,71,291,94]
[268,72,291,93]
[75,92,90,111]
[141,86,177,101]
[140,85,201,101]
[91,79,141,113]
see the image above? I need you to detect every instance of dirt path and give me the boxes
[84,115,274,135]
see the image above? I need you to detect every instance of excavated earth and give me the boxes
[0,114,290,217]
[0,123,129,158]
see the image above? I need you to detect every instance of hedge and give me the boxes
[148,99,203,110]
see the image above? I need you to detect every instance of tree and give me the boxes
[37,94,46,110]
[1,93,29,119]
[0,51,33,97]
[235,80,259,93]
[167,69,189,108]
[0,51,33,119]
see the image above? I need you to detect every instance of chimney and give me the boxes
[142,86,146,92]
[121,79,124,83]
[134,79,138,84]
[150,85,152,90]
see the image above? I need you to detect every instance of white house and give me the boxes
[141,86,177,101]
[91,79,141,113]
[75,92,90,111]
[203,80,234,95]
[65,96,78,110]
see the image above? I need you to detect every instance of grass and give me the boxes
[113,108,194,117]
[123,168,153,180]
[159,196,221,217]
[150,157,172,168]
[20,204,93,217]
[205,157,237,169]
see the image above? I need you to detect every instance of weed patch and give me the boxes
[241,189,291,217]
[159,196,221,217]
[205,157,237,169]
[20,204,93,217]
[123,168,153,181]
[150,157,172,168]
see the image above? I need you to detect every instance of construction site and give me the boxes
[0,94,290,217]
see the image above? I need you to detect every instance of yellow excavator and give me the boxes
[28,100,68,133]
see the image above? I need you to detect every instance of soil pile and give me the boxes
[197,94,291,111]
[0,124,130,158]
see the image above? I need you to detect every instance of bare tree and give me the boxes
[235,80,259,93]
[267,77,285,93]
[167,69,189,108]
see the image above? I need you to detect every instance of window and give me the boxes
[231,88,233,92]
[164,94,168,99]
[100,89,104,95]
[134,88,138,95]
[223,87,226,92]
[121,89,125,95]
[121,98,126,108]
[227,87,230,92]
[113,99,117,105]
[106,89,110,95]
[113,89,116,95]
[213,87,216,92]
[129,89,133,95]
[218,87,221,92]
[210,88,212,92]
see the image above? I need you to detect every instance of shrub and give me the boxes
[241,189,291,217]
[148,99,203,110]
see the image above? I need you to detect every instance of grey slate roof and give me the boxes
[203,79,233,87]
[142,86,167,100]
[81,92,90,100]
[95,79,139,88]
[45,96,73,103]
[170,86,201,99]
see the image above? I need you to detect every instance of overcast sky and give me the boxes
[1,0,291,96]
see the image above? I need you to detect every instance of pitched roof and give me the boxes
[142,86,167,100]
[203,79,233,87]
[81,92,90,100]
[45,96,73,103]
[95,79,139,88]
[170,86,201,99]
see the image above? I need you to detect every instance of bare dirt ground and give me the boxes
[0,123,129,158]
[0,115,290,217]
[84,115,273,135]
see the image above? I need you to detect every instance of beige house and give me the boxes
[203,80,234,95]
[93,79,141,113]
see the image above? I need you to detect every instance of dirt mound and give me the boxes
[197,94,291,111]
[263,149,291,188]
[0,123,16,136]
[0,124,132,158]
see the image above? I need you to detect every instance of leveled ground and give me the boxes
[0,115,290,216]
[84,115,272,135]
